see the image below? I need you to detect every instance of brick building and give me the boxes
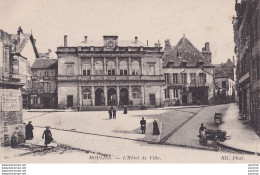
[163,36,215,105]
[56,35,165,109]
[233,0,260,133]
[31,58,58,108]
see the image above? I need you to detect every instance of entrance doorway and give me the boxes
[182,95,187,104]
[43,97,51,108]
[107,88,117,106]
[149,94,156,105]
[95,88,104,106]
[67,95,73,108]
[120,88,129,105]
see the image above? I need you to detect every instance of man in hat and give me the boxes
[140,117,146,134]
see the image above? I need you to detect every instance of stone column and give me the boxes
[141,58,144,75]
[117,86,120,105]
[128,57,132,75]
[104,86,107,105]
[129,85,132,101]
[91,57,94,75]
[178,89,182,105]
[141,86,145,105]
[116,57,119,75]
[91,86,95,106]
[79,86,82,106]
[104,57,107,75]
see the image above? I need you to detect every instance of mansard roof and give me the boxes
[163,36,213,68]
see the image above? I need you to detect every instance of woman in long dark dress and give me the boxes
[25,121,34,140]
[153,120,160,135]
[42,126,53,147]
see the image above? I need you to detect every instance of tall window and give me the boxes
[83,89,91,99]
[132,88,141,98]
[44,71,48,77]
[119,61,128,75]
[199,73,206,85]
[165,89,170,98]
[107,61,116,75]
[222,81,227,88]
[82,61,91,75]
[173,89,179,98]
[94,61,103,75]
[66,64,73,76]
[148,63,155,75]
[190,73,196,84]
[132,60,140,75]
[181,73,187,84]
[164,73,169,83]
[31,96,38,104]
[172,73,178,83]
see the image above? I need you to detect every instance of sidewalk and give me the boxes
[218,103,260,154]
[23,109,74,112]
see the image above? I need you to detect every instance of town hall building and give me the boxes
[56,35,165,108]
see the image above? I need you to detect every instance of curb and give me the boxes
[217,142,260,156]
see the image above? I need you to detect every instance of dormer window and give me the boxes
[198,60,205,66]
[181,60,187,67]
[177,51,182,58]
[167,61,174,68]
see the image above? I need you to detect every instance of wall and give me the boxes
[58,82,78,108]
[142,56,162,75]
[58,56,79,76]
[144,86,163,106]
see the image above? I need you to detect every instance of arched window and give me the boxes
[132,60,140,75]
[107,61,116,75]
[82,61,91,75]
[119,61,128,75]
[83,89,91,99]
[94,61,103,75]
[132,88,141,98]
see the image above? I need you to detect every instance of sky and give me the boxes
[0,0,236,64]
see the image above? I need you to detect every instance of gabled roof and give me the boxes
[215,65,229,78]
[163,36,213,67]
[32,58,57,69]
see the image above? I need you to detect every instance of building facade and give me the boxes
[163,36,215,106]
[233,0,260,134]
[0,28,26,146]
[31,58,58,108]
[56,35,165,109]
[214,62,236,104]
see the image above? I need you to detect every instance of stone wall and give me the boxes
[0,88,24,146]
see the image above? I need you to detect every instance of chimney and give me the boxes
[135,36,138,43]
[164,39,171,51]
[147,40,148,46]
[205,42,210,52]
[64,35,67,47]
[84,36,88,43]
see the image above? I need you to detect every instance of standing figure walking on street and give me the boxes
[42,126,53,147]
[108,106,113,119]
[113,107,117,119]
[25,121,34,140]
[140,117,146,134]
[153,119,160,135]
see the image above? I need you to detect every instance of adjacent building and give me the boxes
[163,35,215,105]
[0,27,38,146]
[214,58,236,104]
[233,0,260,134]
[31,58,58,108]
[56,35,165,109]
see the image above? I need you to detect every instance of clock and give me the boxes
[107,40,115,48]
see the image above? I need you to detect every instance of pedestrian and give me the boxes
[199,123,207,138]
[140,117,146,134]
[108,106,113,119]
[25,121,34,140]
[123,106,127,114]
[113,107,116,119]
[130,100,133,107]
[42,126,53,147]
[152,119,160,135]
